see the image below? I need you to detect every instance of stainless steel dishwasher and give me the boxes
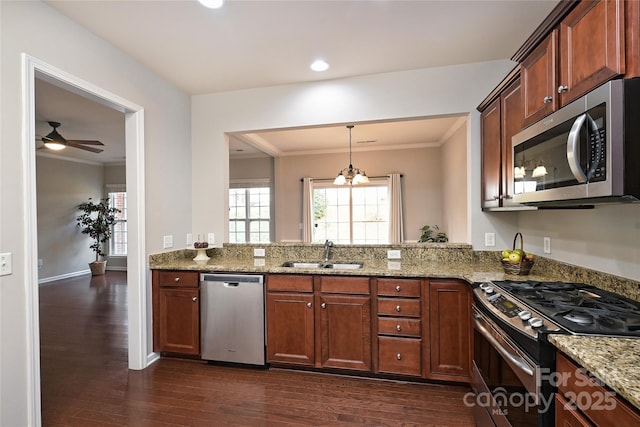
[200,273,265,366]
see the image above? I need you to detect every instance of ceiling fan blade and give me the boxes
[66,139,104,146]
[67,141,104,153]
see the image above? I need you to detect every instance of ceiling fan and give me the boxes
[39,121,104,153]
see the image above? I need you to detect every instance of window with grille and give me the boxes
[229,186,271,243]
[108,191,127,256]
[312,180,389,244]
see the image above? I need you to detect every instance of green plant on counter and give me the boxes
[419,225,448,243]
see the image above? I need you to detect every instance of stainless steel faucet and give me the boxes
[323,240,333,262]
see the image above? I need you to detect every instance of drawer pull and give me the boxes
[395,285,401,292]
[543,95,553,103]
[192,296,197,302]
[396,324,402,332]
[321,303,327,309]
[307,302,312,308]
[174,277,180,282]
[396,353,402,360]
[395,305,401,312]
[558,85,569,94]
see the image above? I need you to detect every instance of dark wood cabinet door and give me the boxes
[559,0,625,106]
[266,292,315,366]
[319,294,371,371]
[500,77,522,207]
[522,30,557,127]
[428,279,471,382]
[157,288,200,355]
[555,394,593,427]
[481,98,502,209]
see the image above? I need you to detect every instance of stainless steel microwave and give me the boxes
[511,79,640,206]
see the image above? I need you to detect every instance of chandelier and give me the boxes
[334,125,369,185]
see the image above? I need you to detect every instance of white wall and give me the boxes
[441,119,469,243]
[0,1,191,425]
[36,156,104,280]
[192,60,516,248]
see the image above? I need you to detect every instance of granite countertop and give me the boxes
[549,335,640,410]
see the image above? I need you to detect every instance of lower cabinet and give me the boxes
[428,278,472,382]
[152,270,200,355]
[266,274,372,372]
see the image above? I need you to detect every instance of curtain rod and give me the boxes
[300,174,403,183]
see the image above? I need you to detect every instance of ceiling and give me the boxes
[37,0,560,163]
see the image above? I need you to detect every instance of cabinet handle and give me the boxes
[503,194,512,200]
[493,195,500,200]
[396,324,402,332]
[395,305,401,312]
[321,303,327,309]
[306,302,312,308]
[395,285,401,292]
[558,85,569,94]
[174,277,180,282]
[543,96,553,103]
[396,353,402,360]
[192,296,197,302]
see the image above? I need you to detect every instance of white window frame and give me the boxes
[311,178,389,244]
[229,179,272,243]
[108,189,127,256]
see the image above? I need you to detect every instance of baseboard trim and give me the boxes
[38,269,91,285]
[106,266,128,271]
[146,352,161,367]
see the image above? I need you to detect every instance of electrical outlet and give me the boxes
[186,233,193,245]
[485,232,496,247]
[543,237,551,254]
[1,253,12,276]
[163,235,173,249]
[207,233,215,244]
[254,248,265,257]
[387,250,401,260]
[38,258,44,268]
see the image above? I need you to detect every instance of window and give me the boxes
[229,186,271,243]
[312,180,389,244]
[108,191,127,256]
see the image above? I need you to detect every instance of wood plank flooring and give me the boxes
[39,272,475,426]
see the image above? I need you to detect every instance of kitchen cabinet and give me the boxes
[556,352,640,427]
[521,0,625,127]
[318,276,371,371]
[152,270,200,355]
[266,274,371,372]
[480,69,523,209]
[266,274,315,366]
[428,279,471,382]
[375,278,424,377]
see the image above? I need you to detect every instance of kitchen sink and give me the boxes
[281,261,363,270]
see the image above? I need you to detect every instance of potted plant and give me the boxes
[76,197,120,275]
[418,225,448,243]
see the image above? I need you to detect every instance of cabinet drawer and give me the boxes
[320,276,370,295]
[378,336,422,376]
[377,278,421,297]
[377,298,421,317]
[377,317,421,337]
[157,271,199,288]
[267,274,313,292]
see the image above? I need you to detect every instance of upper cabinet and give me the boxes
[480,69,523,209]
[521,0,627,127]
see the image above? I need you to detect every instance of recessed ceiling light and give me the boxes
[198,0,224,9]
[310,60,330,72]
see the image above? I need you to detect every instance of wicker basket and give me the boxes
[501,232,534,275]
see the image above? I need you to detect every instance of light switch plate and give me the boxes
[387,250,401,260]
[207,233,215,244]
[186,233,193,245]
[543,237,551,254]
[1,253,12,276]
[163,235,173,249]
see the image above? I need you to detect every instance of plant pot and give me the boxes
[89,260,107,276]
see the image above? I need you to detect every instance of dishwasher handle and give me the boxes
[224,282,240,287]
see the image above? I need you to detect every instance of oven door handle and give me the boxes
[474,314,534,376]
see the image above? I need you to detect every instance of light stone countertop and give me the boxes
[548,334,640,411]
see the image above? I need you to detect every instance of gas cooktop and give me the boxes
[492,280,640,336]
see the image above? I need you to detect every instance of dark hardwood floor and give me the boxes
[39,272,475,426]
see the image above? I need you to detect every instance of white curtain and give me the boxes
[302,177,313,242]
[388,173,404,244]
